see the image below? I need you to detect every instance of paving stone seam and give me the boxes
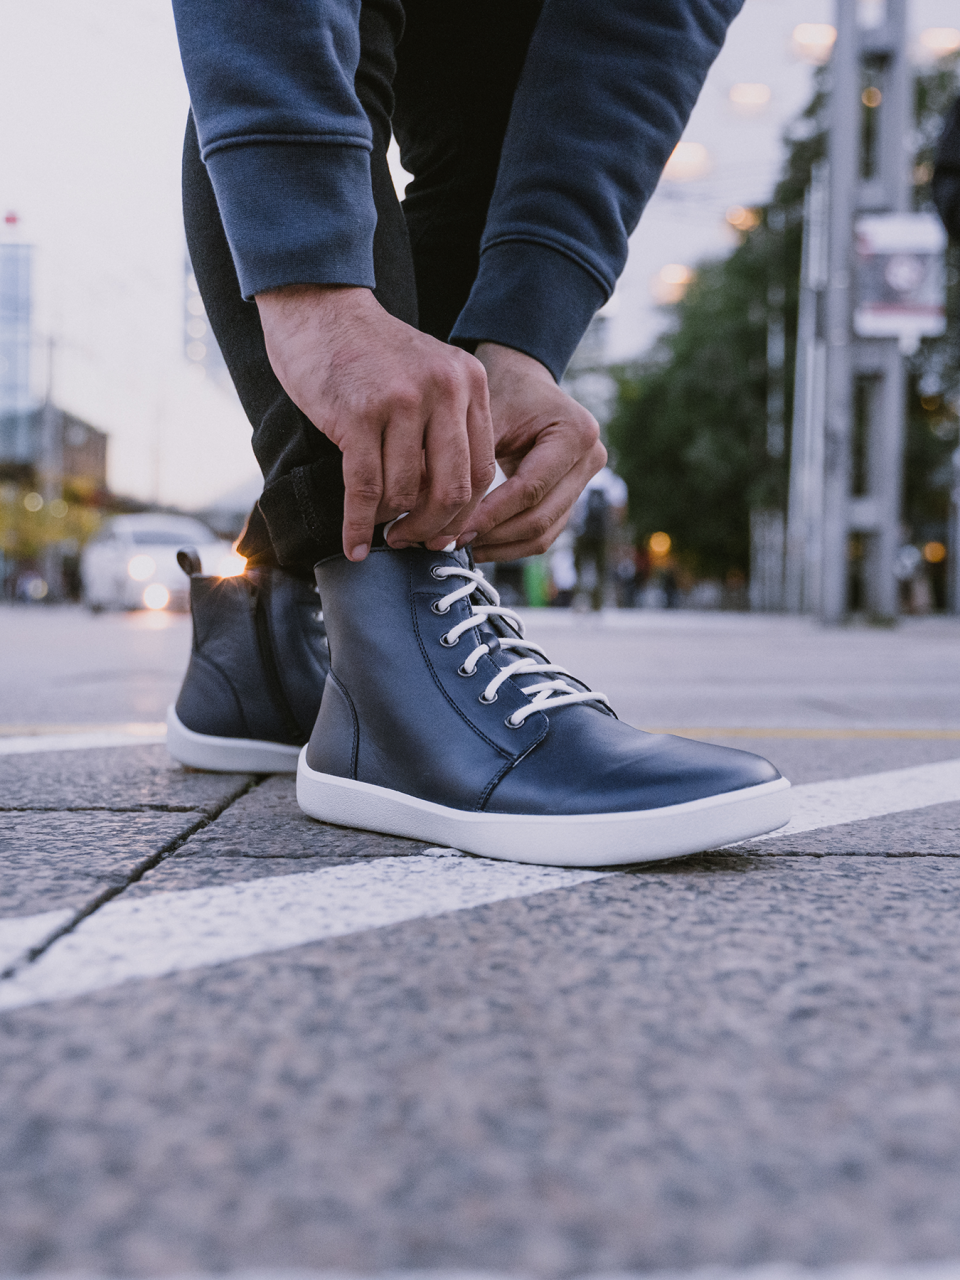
[0,775,260,981]
[0,804,213,813]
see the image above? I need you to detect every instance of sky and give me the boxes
[1,0,957,509]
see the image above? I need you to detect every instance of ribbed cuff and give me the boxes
[449,240,608,381]
[203,141,378,299]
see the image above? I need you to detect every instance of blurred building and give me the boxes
[0,242,109,498]
[0,242,33,463]
[0,405,108,499]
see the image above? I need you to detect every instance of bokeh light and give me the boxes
[649,532,672,557]
[919,27,960,58]
[923,542,947,565]
[726,205,760,232]
[127,554,157,581]
[143,583,171,610]
[662,142,711,182]
[651,265,694,305]
[729,83,771,111]
[792,23,837,64]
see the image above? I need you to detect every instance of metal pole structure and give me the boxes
[38,336,63,600]
[785,163,829,613]
[820,0,860,624]
[818,0,912,623]
[855,0,910,621]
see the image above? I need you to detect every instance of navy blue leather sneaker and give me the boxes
[167,552,329,773]
[297,545,790,866]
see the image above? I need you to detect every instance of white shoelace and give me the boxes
[431,564,610,728]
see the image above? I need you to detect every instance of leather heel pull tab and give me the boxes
[177,547,203,578]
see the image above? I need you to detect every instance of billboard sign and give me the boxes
[854,212,947,352]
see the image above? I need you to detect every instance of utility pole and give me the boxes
[822,0,911,623]
[788,0,946,623]
[38,335,64,600]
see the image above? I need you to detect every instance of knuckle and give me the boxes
[527,511,553,541]
[577,414,601,448]
[349,479,384,505]
[431,364,463,399]
[519,478,548,510]
[464,354,489,389]
[436,482,473,509]
[389,387,421,417]
[472,459,497,489]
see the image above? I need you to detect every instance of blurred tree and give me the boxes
[608,57,960,582]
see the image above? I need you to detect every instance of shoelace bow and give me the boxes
[430,564,610,728]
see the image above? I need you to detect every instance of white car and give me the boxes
[81,514,240,612]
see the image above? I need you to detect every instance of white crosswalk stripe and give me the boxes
[755,756,960,841]
[0,756,958,1011]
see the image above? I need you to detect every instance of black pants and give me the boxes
[183,0,542,576]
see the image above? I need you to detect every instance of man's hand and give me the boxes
[256,284,496,561]
[462,342,607,562]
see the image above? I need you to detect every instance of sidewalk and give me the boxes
[3,606,960,1276]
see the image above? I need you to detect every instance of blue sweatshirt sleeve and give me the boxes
[171,0,378,299]
[449,0,744,379]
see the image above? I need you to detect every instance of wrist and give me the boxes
[255,283,374,327]
[474,342,555,390]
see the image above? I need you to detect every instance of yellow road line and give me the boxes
[4,724,960,742]
[645,727,960,740]
[0,723,166,738]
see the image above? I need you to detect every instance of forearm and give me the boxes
[171,0,377,298]
[451,0,744,378]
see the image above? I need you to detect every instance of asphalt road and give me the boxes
[3,603,960,1279]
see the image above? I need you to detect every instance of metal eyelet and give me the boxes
[439,632,459,647]
[504,715,523,729]
[457,663,476,677]
[430,566,447,580]
[478,690,498,705]
[431,600,450,615]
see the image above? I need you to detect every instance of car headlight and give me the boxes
[142,583,170,610]
[128,554,156,581]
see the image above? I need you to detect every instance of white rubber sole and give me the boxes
[166,706,301,773]
[296,750,792,867]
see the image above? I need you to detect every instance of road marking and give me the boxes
[0,855,603,1011]
[652,727,960,739]
[754,757,960,842]
[0,909,72,973]
[0,728,166,755]
[1,756,958,1011]
[9,1266,955,1280]
[1,724,958,756]
[0,722,167,738]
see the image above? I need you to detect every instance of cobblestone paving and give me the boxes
[3,609,960,1277]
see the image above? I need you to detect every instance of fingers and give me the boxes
[386,357,494,550]
[472,413,601,536]
[340,440,385,562]
[469,437,606,558]
[378,404,426,521]
[419,381,497,550]
[386,407,471,548]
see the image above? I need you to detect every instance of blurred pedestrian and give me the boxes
[571,465,627,610]
[933,97,960,240]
